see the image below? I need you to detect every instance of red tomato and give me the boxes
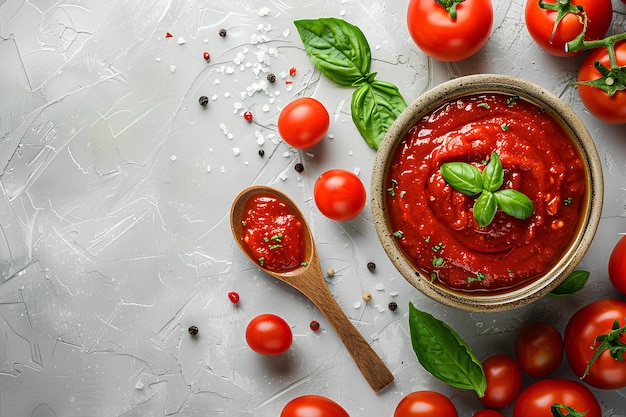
[609,234,626,294]
[512,379,601,417]
[406,0,493,62]
[479,354,522,409]
[472,411,505,417]
[525,0,612,57]
[564,299,626,389]
[394,391,458,417]
[280,395,349,417]
[314,169,366,222]
[245,313,292,355]
[278,97,330,149]
[577,41,626,124]
[515,321,564,377]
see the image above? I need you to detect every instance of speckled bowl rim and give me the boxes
[371,74,604,312]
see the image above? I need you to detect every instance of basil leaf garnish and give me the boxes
[482,152,504,192]
[549,270,590,297]
[294,17,406,150]
[408,302,487,397]
[294,18,371,86]
[440,162,484,196]
[474,191,497,227]
[351,80,407,149]
[493,189,534,220]
[440,151,534,226]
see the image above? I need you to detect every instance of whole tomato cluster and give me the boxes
[406,0,626,124]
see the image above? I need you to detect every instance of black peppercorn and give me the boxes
[367,262,376,272]
[219,28,227,37]
[267,73,276,83]
[199,96,209,106]
[388,301,398,312]
[294,163,304,173]
[258,149,265,157]
[188,326,199,335]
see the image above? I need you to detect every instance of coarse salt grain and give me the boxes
[375,283,385,291]
[233,148,241,156]
[170,65,176,73]
[220,166,226,173]
[354,301,362,309]
[258,7,270,16]
[262,104,270,112]
[390,291,399,297]
[178,37,186,44]
[354,167,361,176]
[283,151,290,158]
[170,155,177,162]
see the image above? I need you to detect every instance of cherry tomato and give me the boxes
[313,169,366,222]
[393,391,458,417]
[278,97,330,149]
[406,0,493,62]
[280,395,349,417]
[514,321,563,377]
[564,299,626,389]
[577,41,626,124]
[245,313,292,355]
[512,379,601,417]
[609,234,626,294]
[479,354,522,409]
[472,411,505,417]
[525,0,612,57]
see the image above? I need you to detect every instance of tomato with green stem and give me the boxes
[314,169,366,222]
[564,299,626,389]
[280,395,349,417]
[524,0,612,57]
[515,321,563,377]
[394,391,458,417]
[478,354,522,409]
[609,234,626,294]
[576,40,626,124]
[512,379,601,417]
[406,0,493,62]
[245,313,292,356]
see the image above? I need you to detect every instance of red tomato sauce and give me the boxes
[386,93,586,291]
[241,194,305,272]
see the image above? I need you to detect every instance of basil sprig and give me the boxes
[408,302,487,397]
[294,17,407,149]
[440,151,534,227]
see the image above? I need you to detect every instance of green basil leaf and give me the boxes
[549,270,590,297]
[482,152,504,192]
[294,18,371,86]
[440,162,484,196]
[408,302,487,397]
[473,191,497,227]
[351,80,407,149]
[494,189,534,219]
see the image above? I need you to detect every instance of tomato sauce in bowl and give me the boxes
[371,74,603,311]
[385,93,585,292]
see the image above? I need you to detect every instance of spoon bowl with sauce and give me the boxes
[230,185,394,392]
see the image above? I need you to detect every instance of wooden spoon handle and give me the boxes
[314,290,395,392]
[294,262,394,392]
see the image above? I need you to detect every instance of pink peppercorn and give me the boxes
[228,291,240,304]
[243,111,253,122]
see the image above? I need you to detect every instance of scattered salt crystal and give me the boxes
[220,166,226,173]
[283,151,290,158]
[170,155,177,162]
[178,37,186,44]
[233,148,241,156]
[374,304,385,313]
[219,123,228,132]
[279,173,288,181]
[203,39,209,43]
[245,161,249,165]
[354,167,361,176]
[226,67,235,74]
[224,92,231,98]
[227,133,234,140]
[170,64,176,73]
[207,165,211,172]
[340,10,346,16]
[283,29,290,37]
[155,57,162,62]
[328,133,335,139]
[258,7,271,16]
[348,150,354,156]
[211,94,218,101]
[375,283,385,291]
[135,381,145,390]
[354,301,362,309]
[262,104,270,112]
[390,291,399,297]
[214,79,221,85]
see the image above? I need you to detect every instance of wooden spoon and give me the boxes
[230,185,394,392]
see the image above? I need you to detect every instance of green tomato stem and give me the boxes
[434,0,466,20]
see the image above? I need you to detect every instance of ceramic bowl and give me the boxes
[371,74,603,312]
